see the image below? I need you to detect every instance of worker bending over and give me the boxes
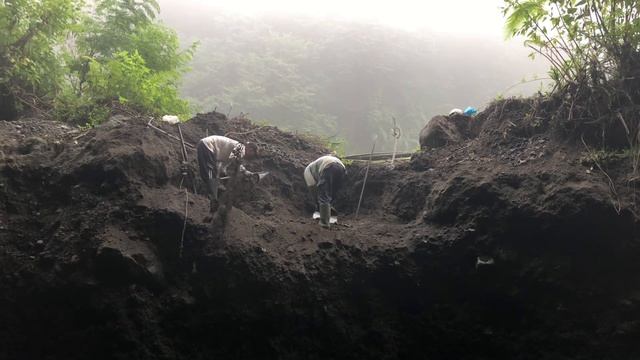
[197,135,258,211]
[304,155,346,227]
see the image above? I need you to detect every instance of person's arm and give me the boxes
[238,164,259,182]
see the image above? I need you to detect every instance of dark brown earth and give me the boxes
[1,102,640,359]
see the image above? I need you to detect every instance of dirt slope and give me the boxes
[1,104,640,359]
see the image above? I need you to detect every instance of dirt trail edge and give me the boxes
[1,105,639,359]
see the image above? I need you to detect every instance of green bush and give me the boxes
[86,51,190,120]
[503,0,640,147]
[0,0,195,124]
[504,0,640,86]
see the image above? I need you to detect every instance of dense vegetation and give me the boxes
[504,0,640,148]
[0,0,195,125]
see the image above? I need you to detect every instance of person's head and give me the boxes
[244,142,259,159]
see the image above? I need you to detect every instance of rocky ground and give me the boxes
[1,101,640,359]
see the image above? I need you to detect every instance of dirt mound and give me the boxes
[1,107,640,359]
[419,114,476,149]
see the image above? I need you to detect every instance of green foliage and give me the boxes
[78,0,160,60]
[0,0,194,124]
[0,0,82,99]
[53,85,110,125]
[87,51,190,119]
[504,0,640,151]
[63,0,196,124]
[326,138,347,158]
[503,0,640,86]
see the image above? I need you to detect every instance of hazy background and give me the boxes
[158,0,550,153]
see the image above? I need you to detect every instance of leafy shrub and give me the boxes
[504,0,640,86]
[503,0,640,147]
[86,51,190,120]
[0,0,195,124]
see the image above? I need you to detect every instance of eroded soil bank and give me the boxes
[1,105,639,359]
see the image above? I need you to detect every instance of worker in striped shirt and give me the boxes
[304,155,346,227]
[197,135,258,212]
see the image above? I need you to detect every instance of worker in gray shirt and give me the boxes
[197,135,258,211]
[304,155,346,227]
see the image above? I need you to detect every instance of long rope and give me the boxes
[355,142,375,219]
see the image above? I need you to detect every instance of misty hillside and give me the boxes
[5,1,640,359]
[159,9,549,152]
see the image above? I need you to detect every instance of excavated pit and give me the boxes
[1,105,640,359]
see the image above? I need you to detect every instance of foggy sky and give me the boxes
[158,0,509,36]
[154,0,551,152]
[157,0,548,87]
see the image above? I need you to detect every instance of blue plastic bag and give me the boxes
[464,107,478,116]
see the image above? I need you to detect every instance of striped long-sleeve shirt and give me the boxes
[304,155,345,187]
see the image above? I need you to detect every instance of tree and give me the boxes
[504,0,640,89]
[0,0,195,124]
[60,0,196,124]
[504,0,640,146]
[0,0,81,119]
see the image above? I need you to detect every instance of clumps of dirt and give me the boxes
[474,96,552,140]
[418,97,554,153]
[1,106,640,360]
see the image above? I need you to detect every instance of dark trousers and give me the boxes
[317,163,345,206]
[197,140,217,185]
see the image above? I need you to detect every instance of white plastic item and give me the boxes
[312,212,338,224]
[448,108,463,116]
[161,115,180,124]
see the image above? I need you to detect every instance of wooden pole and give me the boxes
[355,141,375,219]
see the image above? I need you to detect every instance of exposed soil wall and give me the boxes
[1,105,639,359]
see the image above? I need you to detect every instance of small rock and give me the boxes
[36,240,44,246]
[476,256,495,269]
